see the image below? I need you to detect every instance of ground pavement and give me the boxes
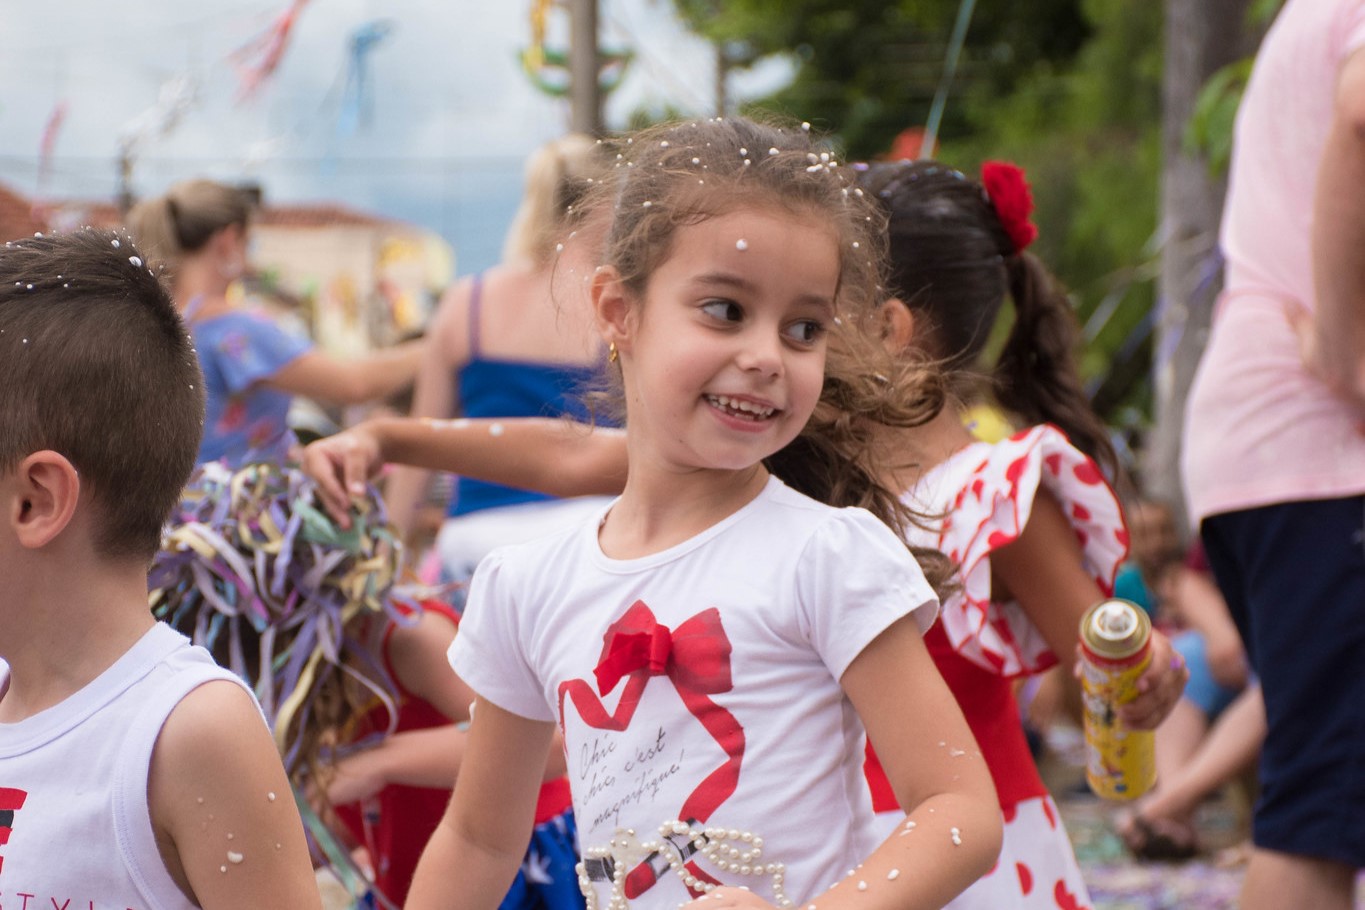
[1044,725,1365,909]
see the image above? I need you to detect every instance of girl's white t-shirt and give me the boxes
[450,476,937,910]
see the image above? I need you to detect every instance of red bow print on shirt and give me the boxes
[593,602,734,696]
[558,601,746,898]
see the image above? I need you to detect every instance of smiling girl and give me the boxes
[393,118,1001,910]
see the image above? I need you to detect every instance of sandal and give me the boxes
[1115,809,1198,861]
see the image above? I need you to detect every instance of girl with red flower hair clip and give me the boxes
[853,158,1187,909]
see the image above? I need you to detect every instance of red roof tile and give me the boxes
[255,203,399,229]
[0,182,411,238]
[0,184,47,242]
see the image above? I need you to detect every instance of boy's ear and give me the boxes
[590,265,634,355]
[881,297,917,354]
[7,451,81,549]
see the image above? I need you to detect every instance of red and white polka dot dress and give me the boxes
[930,424,1127,679]
[869,424,1128,909]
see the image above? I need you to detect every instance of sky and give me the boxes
[0,0,791,273]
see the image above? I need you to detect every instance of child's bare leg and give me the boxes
[1144,684,1263,824]
[1153,697,1210,799]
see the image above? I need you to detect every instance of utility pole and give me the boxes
[715,42,728,117]
[117,147,135,214]
[1146,0,1258,526]
[569,0,602,136]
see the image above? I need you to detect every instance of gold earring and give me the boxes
[608,342,618,364]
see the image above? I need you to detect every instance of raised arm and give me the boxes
[149,680,322,909]
[301,416,628,528]
[1307,46,1365,405]
[383,279,472,532]
[266,338,425,405]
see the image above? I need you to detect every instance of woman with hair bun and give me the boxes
[127,178,423,468]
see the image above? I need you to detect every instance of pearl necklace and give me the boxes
[577,819,793,910]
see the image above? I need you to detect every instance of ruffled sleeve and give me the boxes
[936,424,1129,677]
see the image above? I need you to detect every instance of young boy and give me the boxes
[0,229,321,908]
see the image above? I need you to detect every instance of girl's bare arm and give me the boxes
[405,698,556,910]
[991,490,1187,729]
[302,416,628,527]
[811,615,1001,910]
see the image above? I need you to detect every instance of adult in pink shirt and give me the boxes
[1182,2,1365,908]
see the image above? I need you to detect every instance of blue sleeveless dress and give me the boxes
[447,275,600,518]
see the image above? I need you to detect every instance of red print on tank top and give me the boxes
[0,787,28,875]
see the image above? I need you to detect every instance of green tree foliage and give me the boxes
[672,0,1163,423]
[1184,1,1281,178]
[674,0,1092,156]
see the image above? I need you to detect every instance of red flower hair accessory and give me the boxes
[981,160,1038,254]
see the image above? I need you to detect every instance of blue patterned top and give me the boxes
[191,308,312,467]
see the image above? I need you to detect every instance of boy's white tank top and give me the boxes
[0,622,248,908]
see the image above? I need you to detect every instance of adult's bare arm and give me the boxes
[1308,47,1365,405]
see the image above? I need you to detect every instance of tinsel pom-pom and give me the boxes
[149,460,408,774]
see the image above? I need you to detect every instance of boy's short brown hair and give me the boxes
[0,228,205,561]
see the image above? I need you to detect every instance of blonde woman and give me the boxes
[385,134,612,586]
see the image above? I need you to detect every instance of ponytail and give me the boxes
[125,179,254,273]
[994,252,1119,479]
[124,195,184,269]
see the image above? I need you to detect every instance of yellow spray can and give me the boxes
[1078,598,1156,801]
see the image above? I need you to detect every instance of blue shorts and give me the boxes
[1202,495,1365,867]
[499,810,585,910]
[1172,630,1242,720]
